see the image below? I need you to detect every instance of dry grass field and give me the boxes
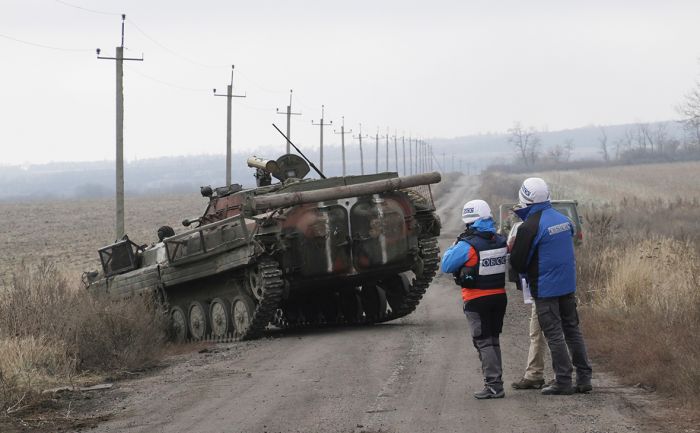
[0,193,206,285]
[532,160,700,203]
[0,192,205,419]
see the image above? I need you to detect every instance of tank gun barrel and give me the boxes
[252,172,441,210]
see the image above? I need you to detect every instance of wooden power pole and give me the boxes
[97,14,143,241]
[213,65,246,187]
[334,116,352,176]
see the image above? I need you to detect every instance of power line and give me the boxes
[126,18,229,69]
[236,70,287,94]
[53,0,120,16]
[0,32,92,52]
[124,64,209,92]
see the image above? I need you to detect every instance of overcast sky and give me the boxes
[2,0,700,165]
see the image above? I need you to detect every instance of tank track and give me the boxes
[241,258,284,340]
[378,208,440,321]
[379,236,439,321]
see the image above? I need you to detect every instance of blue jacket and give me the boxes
[441,218,497,274]
[510,202,576,298]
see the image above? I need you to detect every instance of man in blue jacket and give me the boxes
[510,178,592,395]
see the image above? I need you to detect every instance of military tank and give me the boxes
[84,153,441,342]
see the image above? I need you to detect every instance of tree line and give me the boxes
[507,71,700,169]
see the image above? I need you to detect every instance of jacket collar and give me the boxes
[470,217,496,233]
[514,201,552,221]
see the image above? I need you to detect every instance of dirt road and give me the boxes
[89,175,652,433]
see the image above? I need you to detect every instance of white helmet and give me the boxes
[462,199,492,224]
[519,177,550,206]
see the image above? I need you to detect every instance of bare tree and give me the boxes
[546,145,565,163]
[508,122,541,167]
[634,123,654,151]
[653,123,669,154]
[546,138,575,165]
[598,127,610,162]
[677,80,700,146]
[563,138,575,162]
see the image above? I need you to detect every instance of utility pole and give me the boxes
[408,136,413,175]
[213,65,246,187]
[353,124,368,175]
[427,144,431,171]
[425,142,429,172]
[416,139,421,173]
[423,141,428,172]
[311,105,332,173]
[424,141,428,172]
[401,135,406,175]
[416,139,420,173]
[393,130,398,172]
[375,130,380,173]
[276,90,301,154]
[385,129,390,172]
[97,14,143,241]
[334,116,352,176]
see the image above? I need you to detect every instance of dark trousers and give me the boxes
[464,293,507,390]
[535,293,592,386]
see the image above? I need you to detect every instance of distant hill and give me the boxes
[0,121,685,201]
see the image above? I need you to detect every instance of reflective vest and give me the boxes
[455,231,507,289]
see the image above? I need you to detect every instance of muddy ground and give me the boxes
[2,174,671,433]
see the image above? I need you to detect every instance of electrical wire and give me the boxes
[0,32,93,52]
[53,0,120,16]
[236,70,287,95]
[124,64,210,92]
[126,18,229,70]
[237,101,277,112]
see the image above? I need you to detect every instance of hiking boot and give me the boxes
[541,382,575,395]
[474,386,505,400]
[511,377,545,390]
[576,383,593,393]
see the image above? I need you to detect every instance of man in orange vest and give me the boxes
[441,199,508,399]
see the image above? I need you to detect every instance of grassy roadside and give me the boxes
[0,261,168,423]
[480,170,700,424]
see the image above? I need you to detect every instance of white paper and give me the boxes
[521,275,534,304]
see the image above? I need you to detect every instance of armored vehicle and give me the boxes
[85,154,442,341]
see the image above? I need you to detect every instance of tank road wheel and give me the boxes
[170,306,188,343]
[248,266,265,301]
[361,284,387,322]
[231,293,256,339]
[188,301,210,341]
[209,298,232,340]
